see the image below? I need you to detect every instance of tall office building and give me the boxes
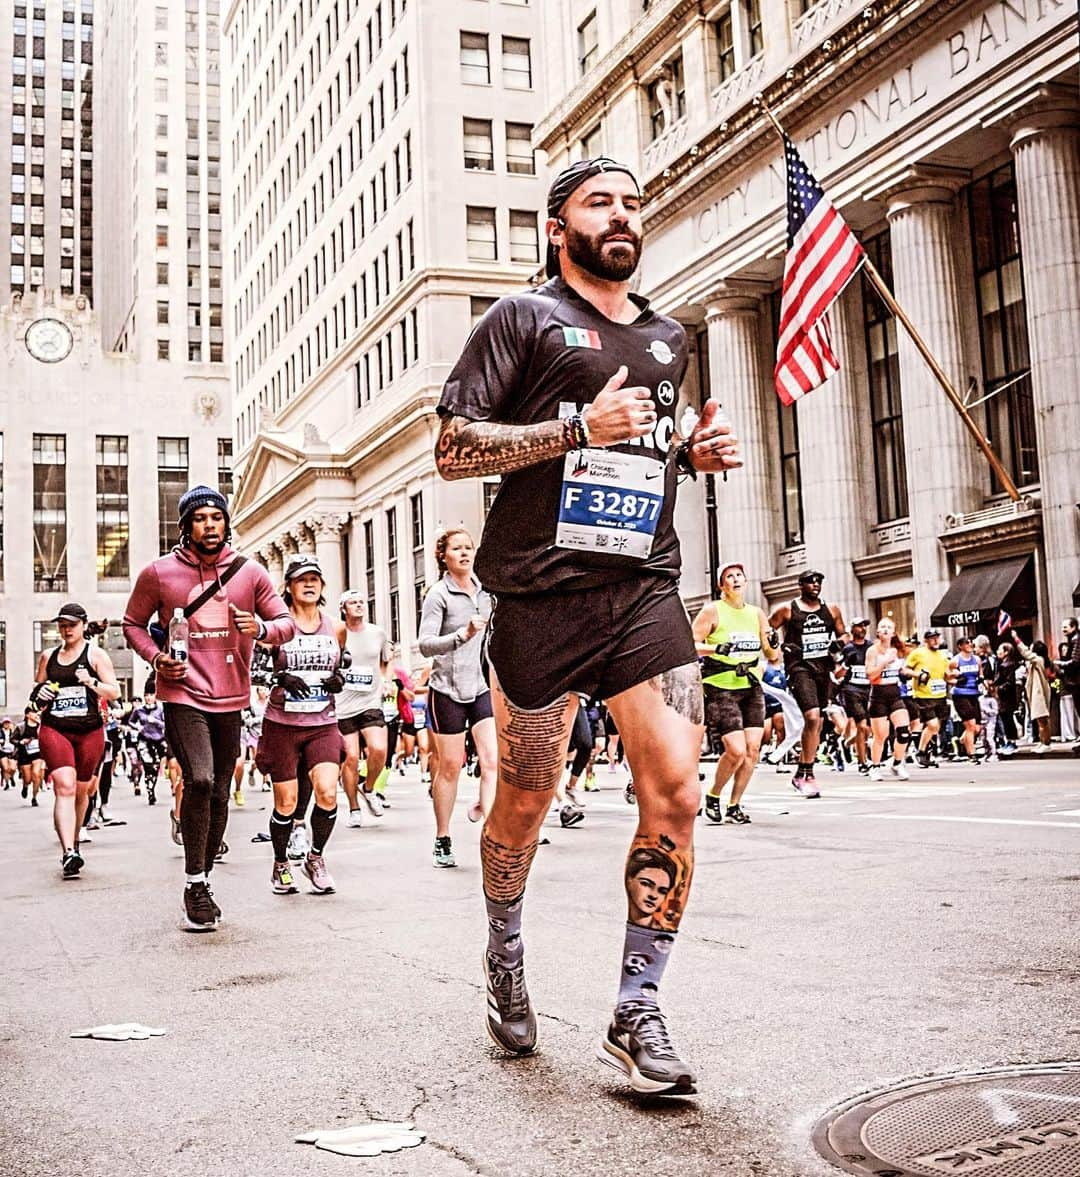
[226,0,548,653]
[534,0,1079,639]
[0,0,231,709]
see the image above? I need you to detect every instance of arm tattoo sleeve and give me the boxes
[498,692,574,793]
[481,828,539,903]
[649,663,704,726]
[435,414,570,481]
[625,833,695,933]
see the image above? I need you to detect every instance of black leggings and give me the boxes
[97,756,113,806]
[567,706,593,778]
[164,704,240,876]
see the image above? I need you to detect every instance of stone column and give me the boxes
[882,169,984,626]
[307,513,350,607]
[795,279,870,620]
[1005,86,1080,625]
[260,544,284,585]
[702,285,775,600]
[289,524,316,555]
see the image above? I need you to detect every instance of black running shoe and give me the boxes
[61,849,84,878]
[183,882,218,932]
[916,750,932,769]
[483,951,537,1056]
[147,784,156,806]
[704,794,724,824]
[214,840,229,862]
[559,803,585,828]
[21,784,28,799]
[597,1002,697,1096]
[725,804,751,825]
[206,886,222,922]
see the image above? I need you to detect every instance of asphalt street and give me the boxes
[2,751,1078,1177]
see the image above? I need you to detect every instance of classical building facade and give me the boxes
[225,0,548,655]
[536,0,1079,639]
[0,0,231,709]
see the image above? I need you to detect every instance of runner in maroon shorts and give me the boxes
[256,556,347,896]
[31,603,121,878]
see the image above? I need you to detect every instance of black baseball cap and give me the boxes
[924,629,941,640]
[851,617,871,628]
[544,157,640,278]
[798,569,825,584]
[284,556,324,583]
[52,603,88,623]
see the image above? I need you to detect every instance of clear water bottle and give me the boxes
[168,607,189,662]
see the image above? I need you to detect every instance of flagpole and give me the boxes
[754,96,1022,503]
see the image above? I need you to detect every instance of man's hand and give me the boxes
[582,366,657,447]
[230,603,262,636]
[685,400,741,474]
[154,655,187,682]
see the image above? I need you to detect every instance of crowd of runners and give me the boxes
[7,158,1080,1101]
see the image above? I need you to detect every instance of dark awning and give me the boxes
[1073,581,1080,608]
[929,556,1031,629]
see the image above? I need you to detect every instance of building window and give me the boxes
[745,0,764,57]
[483,479,501,520]
[217,438,233,498]
[862,234,907,523]
[459,31,490,85]
[96,435,129,580]
[578,11,598,75]
[33,433,67,592]
[509,210,539,264]
[0,433,4,583]
[715,10,735,80]
[770,293,804,547]
[463,118,493,171]
[580,123,603,159]
[157,340,170,359]
[470,295,496,327]
[466,206,496,261]
[501,36,532,89]
[968,163,1038,490]
[410,491,425,634]
[363,518,376,623]
[157,436,189,555]
[649,56,686,140]
[505,122,535,175]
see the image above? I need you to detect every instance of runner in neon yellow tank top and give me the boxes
[690,563,778,825]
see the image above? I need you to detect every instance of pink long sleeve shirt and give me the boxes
[123,545,295,713]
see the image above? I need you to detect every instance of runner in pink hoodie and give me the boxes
[123,485,294,932]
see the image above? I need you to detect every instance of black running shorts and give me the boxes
[488,577,696,711]
[788,661,832,713]
[338,709,386,737]
[916,699,949,726]
[840,687,869,723]
[953,694,981,723]
[869,684,905,720]
[428,687,493,736]
[704,683,766,741]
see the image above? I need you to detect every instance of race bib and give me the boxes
[556,449,665,560]
[802,629,831,659]
[880,662,900,684]
[345,665,375,690]
[848,664,869,686]
[929,678,947,697]
[51,685,89,719]
[727,630,762,657]
[25,739,40,755]
[283,670,331,714]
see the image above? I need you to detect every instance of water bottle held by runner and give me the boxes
[168,607,189,663]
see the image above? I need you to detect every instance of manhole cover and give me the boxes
[813,1063,1080,1176]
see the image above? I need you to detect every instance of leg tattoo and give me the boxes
[649,664,704,726]
[498,693,572,793]
[481,827,538,903]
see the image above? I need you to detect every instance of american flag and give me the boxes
[997,609,1012,636]
[774,135,865,405]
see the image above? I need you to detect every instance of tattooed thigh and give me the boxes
[498,692,572,792]
[651,663,704,726]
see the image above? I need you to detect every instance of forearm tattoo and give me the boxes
[481,827,539,903]
[498,693,573,793]
[648,663,704,726]
[435,415,569,481]
[625,832,694,933]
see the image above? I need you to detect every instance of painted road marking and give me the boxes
[864,815,1080,830]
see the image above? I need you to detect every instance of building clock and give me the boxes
[25,318,74,364]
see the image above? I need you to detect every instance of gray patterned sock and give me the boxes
[617,921,676,1011]
[485,891,525,967]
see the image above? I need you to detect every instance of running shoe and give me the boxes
[183,882,218,932]
[84,815,101,831]
[360,789,385,818]
[347,808,365,828]
[214,840,229,861]
[287,822,310,860]
[170,812,183,845]
[889,760,910,780]
[483,951,538,1056]
[302,853,335,894]
[597,1002,697,1096]
[857,762,871,775]
[792,771,821,799]
[725,804,751,825]
[986,753,1000,763]
[147,784,156,806]
[868,766,884,781]
[559,803,585,828]
[207,887,222,923]
[61,849,84,878]
[565,786,581,807]
[704,794,724,824]
[270,860,297,894]
[624,780,636,805]
[21,783,28,799]
[233,787,246,807]
[916,751,932,769]
[583,772,598,791]
[380,795,392,809]
[432,836,457,868]
[31,796,39,807]
[133,783,141,796]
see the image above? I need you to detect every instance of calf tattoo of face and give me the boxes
[625,836,693,932]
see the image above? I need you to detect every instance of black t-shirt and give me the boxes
[438,277,689,595]
[842,639,871,691]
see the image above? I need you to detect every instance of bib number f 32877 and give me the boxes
[556,449,665,560]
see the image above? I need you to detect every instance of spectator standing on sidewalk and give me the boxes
[1012,631,1052,752]
[1057,618,1080,749]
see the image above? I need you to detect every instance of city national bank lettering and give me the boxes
[687,0,1069,252]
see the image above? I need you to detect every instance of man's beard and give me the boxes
[564,224,641,281]
[192,536,223,556]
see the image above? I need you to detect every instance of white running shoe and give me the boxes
[347,808,364,829]
[287,822,310,860]
[890,760,910,780]
[360,789,385,818]
[868,766,884,782]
